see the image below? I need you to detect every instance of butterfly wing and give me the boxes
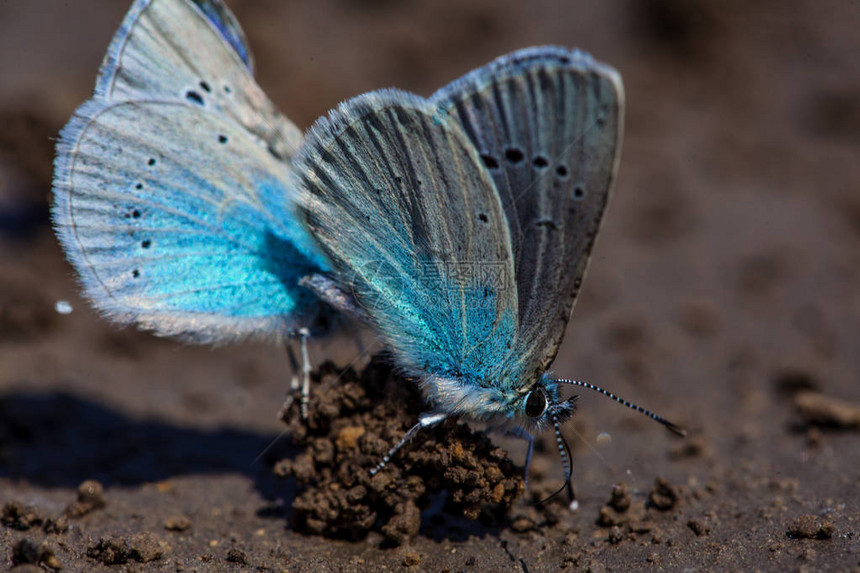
[95,0,302,161]
[294,91,518,383]
[431,46,624,381]
[186,0,255,69]
[52,0,328,343]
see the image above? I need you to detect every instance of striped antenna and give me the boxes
[554,379,686,437]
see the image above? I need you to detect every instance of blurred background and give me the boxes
[1,0,858,569]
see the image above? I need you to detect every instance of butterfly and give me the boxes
[52,0,334,410]
[53,0,683,506]
[294,48,684,503]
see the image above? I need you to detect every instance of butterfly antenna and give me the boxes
[537,415,578,510]
[554,379,686,437]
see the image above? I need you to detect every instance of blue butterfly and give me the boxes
[53,0,331,342]
[294,48,684,503]
[52,0,334,412]
[53,0,683,506]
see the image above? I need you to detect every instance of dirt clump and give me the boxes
[275,356,523,544]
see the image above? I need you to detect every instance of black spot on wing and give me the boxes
[185,90,204,105]
[480,154,499,169]
[504,147,524,164]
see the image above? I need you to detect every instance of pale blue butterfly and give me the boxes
[295,47,684,504]
[53,0,330,342]
[52,0,333,411]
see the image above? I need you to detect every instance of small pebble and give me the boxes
[687,519,709,536]
[608,525,625,544]
[649,478,678,510]
[164,515,193,532]
[226,548,247,564]
[510,515,535,533]
[2,502,43,530]
[787,515,835,539]
[66,480,106,518]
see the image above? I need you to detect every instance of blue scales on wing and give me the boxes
[294,91,520,402]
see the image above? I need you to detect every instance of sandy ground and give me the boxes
[1,0,859,571]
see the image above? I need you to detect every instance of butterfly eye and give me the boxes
[525,389,547,418]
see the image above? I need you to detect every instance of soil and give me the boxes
[1,0,859,571]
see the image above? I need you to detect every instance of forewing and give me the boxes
[53,100,326,343]
[187,0,254,68]
[96,0,301,161]
[295,91,518,383]
[432,46,624,381]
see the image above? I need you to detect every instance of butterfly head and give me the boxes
[418,367,575,427]
[518,374,577,432]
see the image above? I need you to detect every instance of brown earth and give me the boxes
[1,0,859,571]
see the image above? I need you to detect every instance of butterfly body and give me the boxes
[419,371,576,431]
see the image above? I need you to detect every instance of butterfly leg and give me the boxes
[297,327,312,419]
[370,411,448,476]
[504,426,535,490]
[278,339,301,420]
[352,331,367,358]
[278,328,313,421]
